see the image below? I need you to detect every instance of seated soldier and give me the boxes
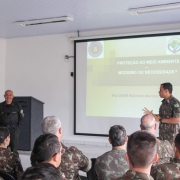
[0,127,23,179]
[21,163,62,180]
[118,131,158,180]
[140,114,173,166]
[30,133,65,179]
[31,116,91,180]
[95,125,129,180]
[151,132,180,179]
[32,133,63,168]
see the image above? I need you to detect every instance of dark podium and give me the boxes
[14,96,44,151]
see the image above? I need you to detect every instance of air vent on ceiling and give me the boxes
[15,16,73,26]
[129,2,180,15]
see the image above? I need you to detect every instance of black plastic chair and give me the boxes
[87,158,97,180]
[80,175,88,180]
[0,171,15,180]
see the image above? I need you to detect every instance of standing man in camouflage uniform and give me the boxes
[140,114,174,166]
[94,125,129,180]
[151,132,180,179]
[31,116,91,180]
[143,82,180,144]
[0,127,23,179]
[0,90,24,154]
[117,131,158,180]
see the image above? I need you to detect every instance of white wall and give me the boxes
[5,33,108,144]
[5,34,74,139]
[5,23,180,145]
[73,22,180,40]
[0,38,6,102]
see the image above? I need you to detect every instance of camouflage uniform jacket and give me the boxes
[151,158,180,180]
[118,170,154,180]
[0,147,23,178]
[153,138,174,166]
[159,95,180,144]
[30,152,66,180]
[58,143,91,180]
[94,148,129,180]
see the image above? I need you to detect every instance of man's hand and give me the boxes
[153,114,161,122]
[142,108,161,122]
[142,107,153,115]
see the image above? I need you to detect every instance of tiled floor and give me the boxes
[19,142,111,177]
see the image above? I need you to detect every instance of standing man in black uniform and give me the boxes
[0,90,24,154]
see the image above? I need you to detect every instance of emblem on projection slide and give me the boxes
[168,38,180,54]
[88,41,103,57]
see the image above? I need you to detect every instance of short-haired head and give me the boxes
[127,130,157,168]
[41,116,61,135]
[4,90,14,104]
[0,127,10,144]
[33,133,61,163]
[140,114,155,131]
[109,125,126,146]
[21,163,62,180]
[175,132,180,152]
[4,90,13,95]
[161,82,173,94]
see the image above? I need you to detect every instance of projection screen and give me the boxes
[74,33,180,136]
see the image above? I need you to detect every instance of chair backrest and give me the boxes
[0,171,16,180]
[79,175,88,180]
[87,158,97,180]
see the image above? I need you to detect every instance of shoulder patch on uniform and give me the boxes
[174,103,179,108]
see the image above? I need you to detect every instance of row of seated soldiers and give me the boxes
[0,116,91,180]
[95,114,176,180]
[0,114,178,180]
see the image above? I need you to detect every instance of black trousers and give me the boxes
[8,126,19,154]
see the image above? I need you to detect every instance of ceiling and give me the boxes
[1,0,180,39]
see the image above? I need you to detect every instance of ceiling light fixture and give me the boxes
[15,16,73,26]
[129,2,180,15]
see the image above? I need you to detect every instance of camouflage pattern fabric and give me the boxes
[58,143,91,180]
[94,148,129,180]
[151,158,180,180]
[30,153,66,179]
[159,95,180,144]
[118,170,154,180]
[0,147,23,178]
[153,138,174,166]
[30,143,91,180]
